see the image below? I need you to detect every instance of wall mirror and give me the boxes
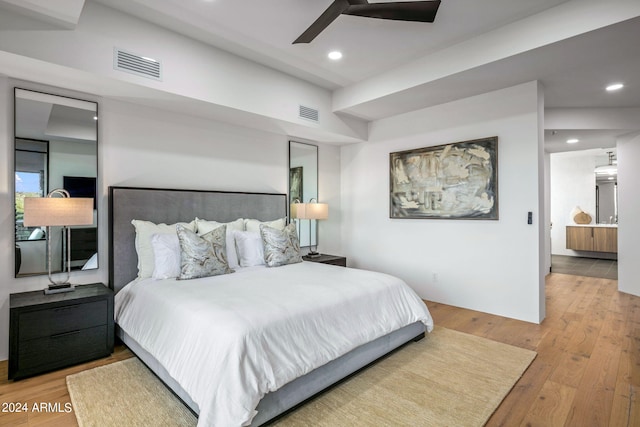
[595,150,617,224]
[14,88,98,277]
[289,141,318,247]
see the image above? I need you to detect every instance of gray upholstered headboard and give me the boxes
[109,186,287,293]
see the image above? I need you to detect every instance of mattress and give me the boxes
[115,261,434,426]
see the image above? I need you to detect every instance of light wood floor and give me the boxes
[1,273,637,426]
[430,273,639,427]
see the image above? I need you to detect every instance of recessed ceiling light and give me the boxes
[566,138,579,144]
[328,51,342,60]
[606,83,624,91]
[93,116,98,121]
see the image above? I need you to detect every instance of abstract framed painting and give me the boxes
[289,166,303,204]
[390,136,498,220]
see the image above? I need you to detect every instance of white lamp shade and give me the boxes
[290,202,306,219]
[291,202,328,220]
[23,197,94,227]
[306,203,328,220]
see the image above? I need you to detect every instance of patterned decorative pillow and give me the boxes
[195,218,244,269]
[176,224,233,280]
[259,223,302,268]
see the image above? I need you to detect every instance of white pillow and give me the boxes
[234,231,265,267]
[195,218,244,269]
[244,218,286,233]
[28,228,45,240]
[131,219,196,278]
[151,233,181,279]
[81,253,98,270]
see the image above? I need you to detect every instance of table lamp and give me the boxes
[23,189,94,294]
[290,198,328,257]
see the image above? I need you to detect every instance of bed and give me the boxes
[109,186,434,426]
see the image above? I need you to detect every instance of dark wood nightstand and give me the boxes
[303,254,347,267]
[9,283,114,380]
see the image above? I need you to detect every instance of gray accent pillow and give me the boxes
[176,224,234,280]
[260,223,303,267]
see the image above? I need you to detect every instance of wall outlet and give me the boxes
[432,272,438,283]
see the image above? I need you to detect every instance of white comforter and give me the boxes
[115,261,434,427]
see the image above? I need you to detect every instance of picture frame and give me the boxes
[390,136,498,220]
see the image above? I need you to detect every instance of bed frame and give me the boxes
[109,186,425,426]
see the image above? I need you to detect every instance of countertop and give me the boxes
[567,223,618,228]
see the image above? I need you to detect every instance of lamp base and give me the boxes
[306,251,322,258]
[44,284,75,295]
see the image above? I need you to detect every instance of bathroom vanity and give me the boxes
[566,224,618,253]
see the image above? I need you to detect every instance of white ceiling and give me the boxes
[93,0,573,90]
[2,0,639,150]
[544,130,631,154]
[90,0,640,151]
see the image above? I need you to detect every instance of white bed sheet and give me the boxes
[115,261,434,427]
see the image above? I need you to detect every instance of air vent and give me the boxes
[299,105,319,122]
[114,48,162,80]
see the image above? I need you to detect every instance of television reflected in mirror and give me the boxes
[64,176,97,209]
[14,88,98,277]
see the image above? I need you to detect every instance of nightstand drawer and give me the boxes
[9,283,114,380]
[17,325,109,375]
[303,254,347,267]
[322,258,347,267]
[18,300,108,341]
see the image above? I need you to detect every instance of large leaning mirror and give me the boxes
[289,141,318,248]
[14,88,98,277]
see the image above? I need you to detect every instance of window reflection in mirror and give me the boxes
[289,141,318,247]
[15,140,48,241]
[14,88,98,277]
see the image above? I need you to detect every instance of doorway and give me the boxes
[548,147,618,280]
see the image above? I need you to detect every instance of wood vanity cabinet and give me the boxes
[566,226,617,253]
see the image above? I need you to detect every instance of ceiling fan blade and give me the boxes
[293,0,351,44]
[344,1,441,22]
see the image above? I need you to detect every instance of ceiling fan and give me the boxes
[293,0,441,44]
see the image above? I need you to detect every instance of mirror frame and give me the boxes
[14,87,99,277]
[288,141,319,248]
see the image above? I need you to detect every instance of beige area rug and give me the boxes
[67,327,536,427]
[67,357,196,427]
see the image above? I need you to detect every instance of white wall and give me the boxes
[317,143,342,257]
[550,152,596,256]
[0,1,367,142]
[341,82,545,323]
[0,80,342,360]
[537,83,546,319]
[618,132,640,297]
[0,77,17,361]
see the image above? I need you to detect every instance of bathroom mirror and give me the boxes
[14,88,98,277]
[289,141,318,247]
[595,151,617,224]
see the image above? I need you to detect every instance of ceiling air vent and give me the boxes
[299,105,319,122]
[114,48,162,80]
